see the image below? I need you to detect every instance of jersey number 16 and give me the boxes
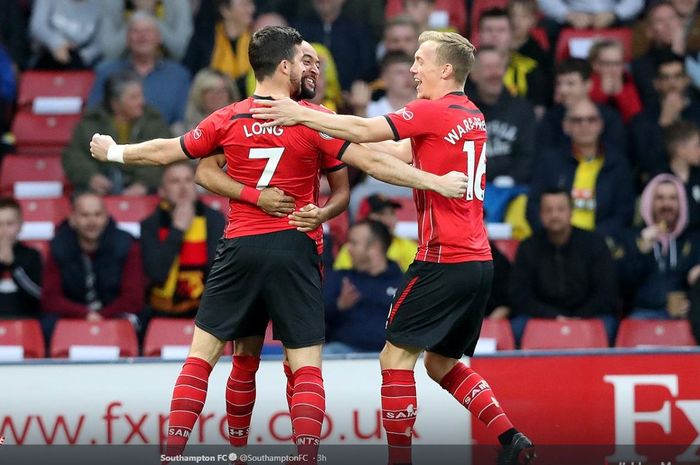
[464,140,486,201]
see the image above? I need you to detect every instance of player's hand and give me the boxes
[90,133,117,161]
[258,187,296,217]
[251,98,302,127]
[435,171,468,198]
[289,203,325,232]
[337,277,360,311]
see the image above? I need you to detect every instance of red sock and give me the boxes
[440,363,513,436]
[226,355,260,447]
[381,369,417,465]
[291,366,325,464]
[283,362,294,413]
[165,357,213,458]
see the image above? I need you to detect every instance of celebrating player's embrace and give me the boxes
[90,24,533,465]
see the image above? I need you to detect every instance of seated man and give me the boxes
[511,188,618,343]
[613,174,700,319]
[334,194,417,272]
[140,161,225,321]
[0,197,42,319]
[42,192,144,322]
[324,220,404,353]
[64,69,169,196]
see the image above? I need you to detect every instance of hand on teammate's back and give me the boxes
[257,187,296,217]
[251,98,302,127]
[288,204,325,232]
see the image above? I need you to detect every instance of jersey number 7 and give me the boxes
[464,140,486,201]
[249,147,285,189]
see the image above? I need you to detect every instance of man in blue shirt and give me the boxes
[324,219,404,353]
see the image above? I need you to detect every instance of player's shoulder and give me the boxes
[300,100,335,114]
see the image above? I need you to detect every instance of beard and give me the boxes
[296,74,317,101]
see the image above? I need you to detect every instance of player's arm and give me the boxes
[362,139,412,163]
[195,154,296,217]
[340,143,468,198]
[90,133,187,166]
[289,168,350,232]
[251,98,394,143]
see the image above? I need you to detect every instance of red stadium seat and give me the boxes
[479,319,516,350]
[0,319,45,358]
[17,70,95,107]
[493,239,520,262]
[554,27,634,63]
[11,112,81,154]
[103,195,159,222]
[143,318,195,357]
[521,318,609,349]
[18,197,70,223]
[386,0,467,33]
[615,319,697,348]
[200,194,229,216]
[0,154,66,197]
[530,27,551,51]
[50,319,139,358]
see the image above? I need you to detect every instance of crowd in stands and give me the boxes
[1,0,700,356]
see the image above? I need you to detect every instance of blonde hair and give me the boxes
[418,31,476,83]
[588,38,623,64]
[185,68,240,130]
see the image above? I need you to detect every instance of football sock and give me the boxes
[226,355,260,447]
[381,369,417,465]
[291,365,326,464]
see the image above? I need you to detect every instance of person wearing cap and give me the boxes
[334,193,418,272]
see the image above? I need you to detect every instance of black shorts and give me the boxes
[385,260,493,358]
[195,229,324,349]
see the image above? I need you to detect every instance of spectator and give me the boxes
[385,0,467,33]
[184,68,239,131]
[487,241,512,320]
[537,0,643,29]
[140,162,225,322]
[478,8,548,112]
[335,194,418,273]
[242,11,290,97]
[511,188,618,343]
[632,2,685,105]
[469,46,537,185]
[29,0,104,69]
[184,0,255,86]
[324,220,404,353]
[588,39,643,123]
[0,198,42,319]
[538,58,626,151]
[528,99,635,238]
[352,52,415,118]
[402,0,456,33]
[0,0,29,69]
[64,70,168,196]
[629,51,700,188]
[613,174,700,319]
[307,43,344,112]
[379,15,420,60]
[88,11,191,128]
[664,120,700,230]
[100,0,193,60]
[508,0,553,79]
[42,192,144,321]
[294,0,375,89]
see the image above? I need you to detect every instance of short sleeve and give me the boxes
[383,99,435,141]
[179,110,225,159]
[314,130,350,170]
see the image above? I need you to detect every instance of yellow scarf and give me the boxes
[210,23,251,80]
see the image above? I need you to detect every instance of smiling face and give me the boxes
[652,181,681,228]
[298,41,320,100]
[410,40,443,99]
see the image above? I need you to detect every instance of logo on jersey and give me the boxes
[319,132,334,140]
[396,107,414,121]
[192,128,203,140]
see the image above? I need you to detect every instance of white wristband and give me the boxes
[107,144,125,164]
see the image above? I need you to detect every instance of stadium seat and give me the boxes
[17,70,95,108]
[386,0,467,33]
[493,239,520,262]
[103,195,159,238]
[615,319,697,348]
[17,197,70,241]
[200,194,229,216]
[143,318,195,357]
[0,154,66,198]
[470,0,508,42]
[0,319,45,359]
[11,112,81,155]
[261,322,283,355]
[554,27,633,63]
[521,318,609,349]
[479,319,516,350]
[50,319,139,358]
